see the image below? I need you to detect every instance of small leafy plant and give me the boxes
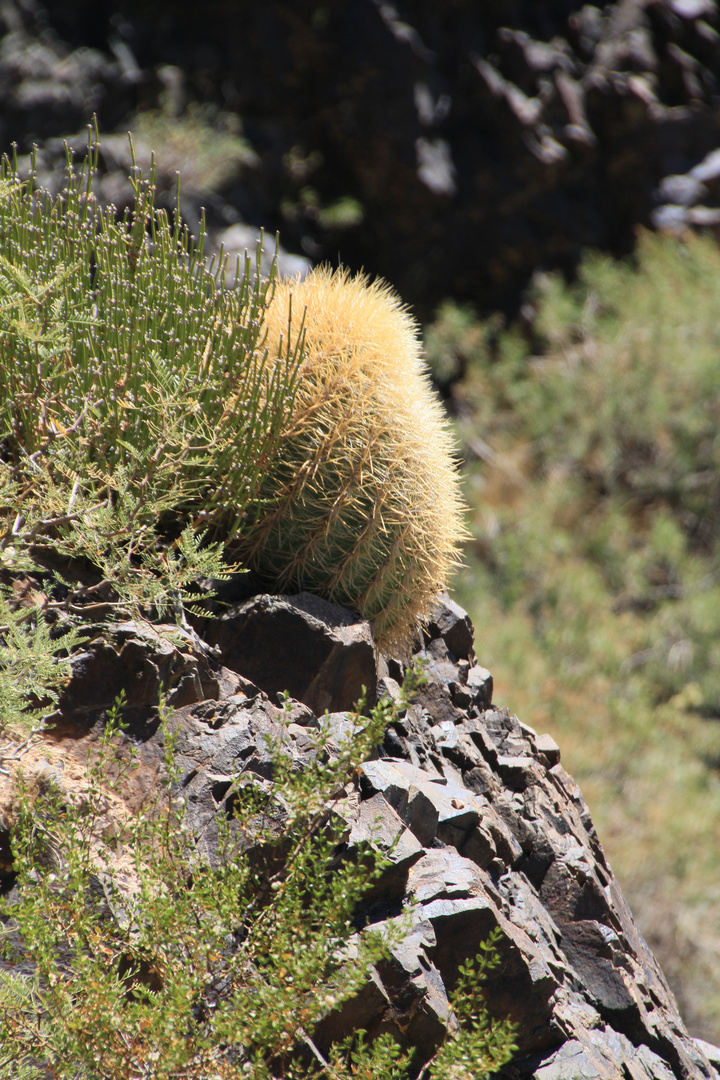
[0,133,303,647]
[0,685,516,1079]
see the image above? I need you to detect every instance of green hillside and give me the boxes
[433,230,720,1040]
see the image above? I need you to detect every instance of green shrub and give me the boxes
[0,685,516,1079]
[452,231,720,708]
[0,135,303,731]
[439,229,720,1039]
[128,104,258,193]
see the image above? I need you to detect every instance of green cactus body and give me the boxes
[236,267,467,651]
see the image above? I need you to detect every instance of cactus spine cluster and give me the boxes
[235,267,467,651]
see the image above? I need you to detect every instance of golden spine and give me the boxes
[236,267,467,651]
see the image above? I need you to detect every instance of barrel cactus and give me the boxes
[235,267,467,651]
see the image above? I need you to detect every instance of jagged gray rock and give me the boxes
[201,592,378,715]
[32,591,720,1079]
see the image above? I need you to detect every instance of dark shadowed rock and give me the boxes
[55,620,245,738]
[7,1,720,317]
[425,595,475,662]
[202,592,377,715]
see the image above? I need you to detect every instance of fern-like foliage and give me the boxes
[0,685,516,1080]
[0,584,85,731]
[0,133,304,731]
[0,134,302,600]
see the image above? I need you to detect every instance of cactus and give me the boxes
[235,267,468,651]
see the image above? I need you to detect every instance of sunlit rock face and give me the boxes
[15,589,717,1079]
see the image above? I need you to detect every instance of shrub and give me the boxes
[0,685,516,1079]
[0,135,303,641]
[439,229,720,1039]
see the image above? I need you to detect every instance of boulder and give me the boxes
[201,592,378,715]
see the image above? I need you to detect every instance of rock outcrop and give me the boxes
[4,1,720,315]
[4,591,718,1079]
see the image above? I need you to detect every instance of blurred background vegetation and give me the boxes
[426,231,720,1039]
